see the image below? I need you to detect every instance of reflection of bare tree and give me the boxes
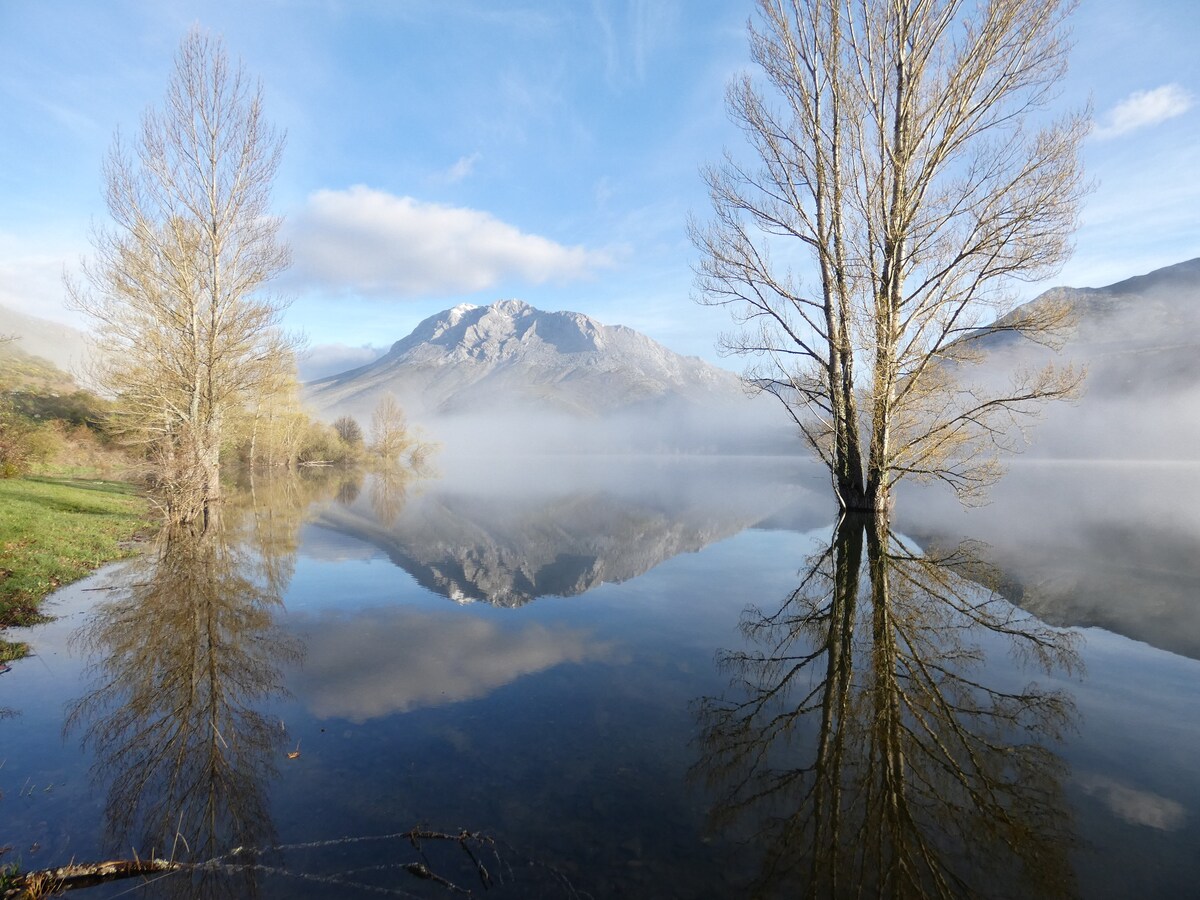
[67,508,302,898]
[336,471,363,506]
[240,467,342,597]
[695,514,1081,899]
[368,465,414,526]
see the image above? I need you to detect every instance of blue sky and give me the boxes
[1,0,1196,377]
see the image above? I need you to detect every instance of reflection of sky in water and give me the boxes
[2,464,1200,897]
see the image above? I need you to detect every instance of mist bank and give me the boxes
[896,462,1200,661]
[413,393,797,458]
[966,257,1200,461]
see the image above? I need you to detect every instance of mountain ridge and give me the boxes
[303,298,749,426]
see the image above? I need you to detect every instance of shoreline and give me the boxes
[0,476,152,661]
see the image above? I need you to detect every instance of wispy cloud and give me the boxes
[288,185,612,297]
[592,0,679,88]
[442,151,481,183]
[1092,84,1193,140]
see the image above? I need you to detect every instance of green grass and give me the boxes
[0,476,152,658]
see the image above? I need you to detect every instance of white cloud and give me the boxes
[297,342,387,381]
[1092,84,1193,140]
[287,186,612,297]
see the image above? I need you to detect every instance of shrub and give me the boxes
[0,398,43,477]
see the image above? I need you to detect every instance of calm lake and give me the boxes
[3,457,1199,898]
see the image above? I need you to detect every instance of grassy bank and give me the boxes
[0,477,152,661]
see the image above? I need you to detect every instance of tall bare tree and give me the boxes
[693,0,1089,512]
[70,28,294,525]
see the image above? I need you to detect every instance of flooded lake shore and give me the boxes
[3,459,1199,898]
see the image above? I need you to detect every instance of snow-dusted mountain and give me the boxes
[303,299,783,452]
[304,299,741,417]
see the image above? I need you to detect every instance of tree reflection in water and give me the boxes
[368,466,414,526]
[694,514,1082,899]
[65,479,315,897]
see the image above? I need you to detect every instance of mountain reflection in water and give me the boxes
[694,514,1081,899]
[310,460,817,605]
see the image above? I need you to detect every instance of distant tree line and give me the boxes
[1,330,432,484]
[233,395,434,472]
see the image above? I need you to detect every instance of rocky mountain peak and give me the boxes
[386,299,618,364]
[302,298,768,447]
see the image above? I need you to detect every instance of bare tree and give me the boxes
[69,28,294,525]
[693,0,1089,512]
[369,394,414,461]
[235,368,309,469]
[332,414,364,446]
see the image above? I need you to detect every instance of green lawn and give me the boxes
[0,476,152,660]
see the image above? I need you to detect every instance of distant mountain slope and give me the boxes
[304,299,745,421]
[0,337,80,393]
[963,257,1200,459]
[978,257,1200,395]
[0,303,93,381]
[302,299,788,453]
[1063,257,1200,395]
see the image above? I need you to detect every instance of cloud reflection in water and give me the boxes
[290,607,614,722]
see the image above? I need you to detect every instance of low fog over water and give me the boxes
[897,461,1200,659]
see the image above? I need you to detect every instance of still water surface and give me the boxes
[2,458,1198,898]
